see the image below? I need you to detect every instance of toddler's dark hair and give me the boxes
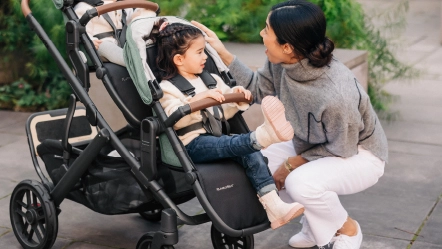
[143,18,204,80]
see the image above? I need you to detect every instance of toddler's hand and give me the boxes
[233,86,251,101]
[206,89,225,102]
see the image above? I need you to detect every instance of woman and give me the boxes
[192,0,388,248]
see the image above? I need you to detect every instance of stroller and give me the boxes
[10,0,271,248]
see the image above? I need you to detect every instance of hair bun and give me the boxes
[307,37,334,67]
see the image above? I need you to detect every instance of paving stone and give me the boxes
[383,121,442,146]
[0,111,30,131]
[0,228,72,249]
[0,133,23,148]
[0,179,17,200]
[361,234,410,249]
[340,192,433,241]
[387,140,442,157]
[360,148,442,200]
[64,241,117,249]
[417,48,442,76]
[383,79,442,109]
[416,199,442,245]
[412,241,442,249]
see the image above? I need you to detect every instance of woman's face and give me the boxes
[260,14,298,64]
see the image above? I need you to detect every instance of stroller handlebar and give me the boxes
[21,0,31,17]
[79,0,159,26]
[165,93,253,128]
[189,92,253,113]
[95,0,159,16]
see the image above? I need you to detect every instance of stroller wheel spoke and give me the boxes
[32,192,38,207]
[16,199,27,209]
[26,191,31,207]
[15,208,26,218]
[22,222,29,235]
[27,227,34,241]
[38,222,46,237]
[211,224,254,249]
[31,224,43,242]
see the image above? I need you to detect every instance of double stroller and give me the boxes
[10,0,271,248]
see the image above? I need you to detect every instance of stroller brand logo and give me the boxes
[121,77,131,81]
[216,184,234,191]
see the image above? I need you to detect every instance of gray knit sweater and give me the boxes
[229,56,388,162]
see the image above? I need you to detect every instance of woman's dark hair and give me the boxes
[143,18,204,80]
[269,0,334,67]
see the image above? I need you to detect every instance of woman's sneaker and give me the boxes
[333,221,363,249]
[289,215,316,248]
[255,96,294,148]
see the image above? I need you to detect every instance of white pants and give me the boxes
[262,141,385,247]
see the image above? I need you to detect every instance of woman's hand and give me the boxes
[273,163,290,190]
[233,86,251,101]
[273,156,309,190]
[191,20,234,66]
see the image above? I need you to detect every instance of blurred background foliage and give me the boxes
[0,0,417,114]
[161,0,418,116]
[0,0,70,111]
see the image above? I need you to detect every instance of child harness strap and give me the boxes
[94,10,127,46]
[169,71,230,137]
[77,0,127,47]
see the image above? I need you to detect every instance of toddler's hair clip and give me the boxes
[159,21,169,31]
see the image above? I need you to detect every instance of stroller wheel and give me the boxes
[139,208,163,222]
[136,234,175,249]
[9,180,58,249]
[211,224,254,249]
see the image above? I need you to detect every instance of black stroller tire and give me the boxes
[211,224,254,249]
[136,234,175,249]
[10,180,58,249]
[139,208,163,222]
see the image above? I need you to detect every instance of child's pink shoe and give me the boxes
[258,190,304,229]
[255,96,294,148]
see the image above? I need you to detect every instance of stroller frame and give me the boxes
[11,0,270,248]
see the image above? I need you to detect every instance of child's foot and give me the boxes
[255,96,294,148]
[258,190,304,229]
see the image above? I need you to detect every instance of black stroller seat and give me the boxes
[9,1,270,249]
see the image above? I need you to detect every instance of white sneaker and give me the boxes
[333,221,363,249]
[289,215,316,248]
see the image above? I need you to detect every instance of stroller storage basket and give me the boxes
[37,139,194,215]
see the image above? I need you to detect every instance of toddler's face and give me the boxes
[177,36,208,79]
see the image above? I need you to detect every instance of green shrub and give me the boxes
[0,0,70,111]
[161,0,418,114]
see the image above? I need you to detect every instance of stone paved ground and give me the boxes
[0,0,441,248]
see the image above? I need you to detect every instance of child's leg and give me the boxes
[97,41,126,67]
[186,134,261,163]
[233,153,304,230]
